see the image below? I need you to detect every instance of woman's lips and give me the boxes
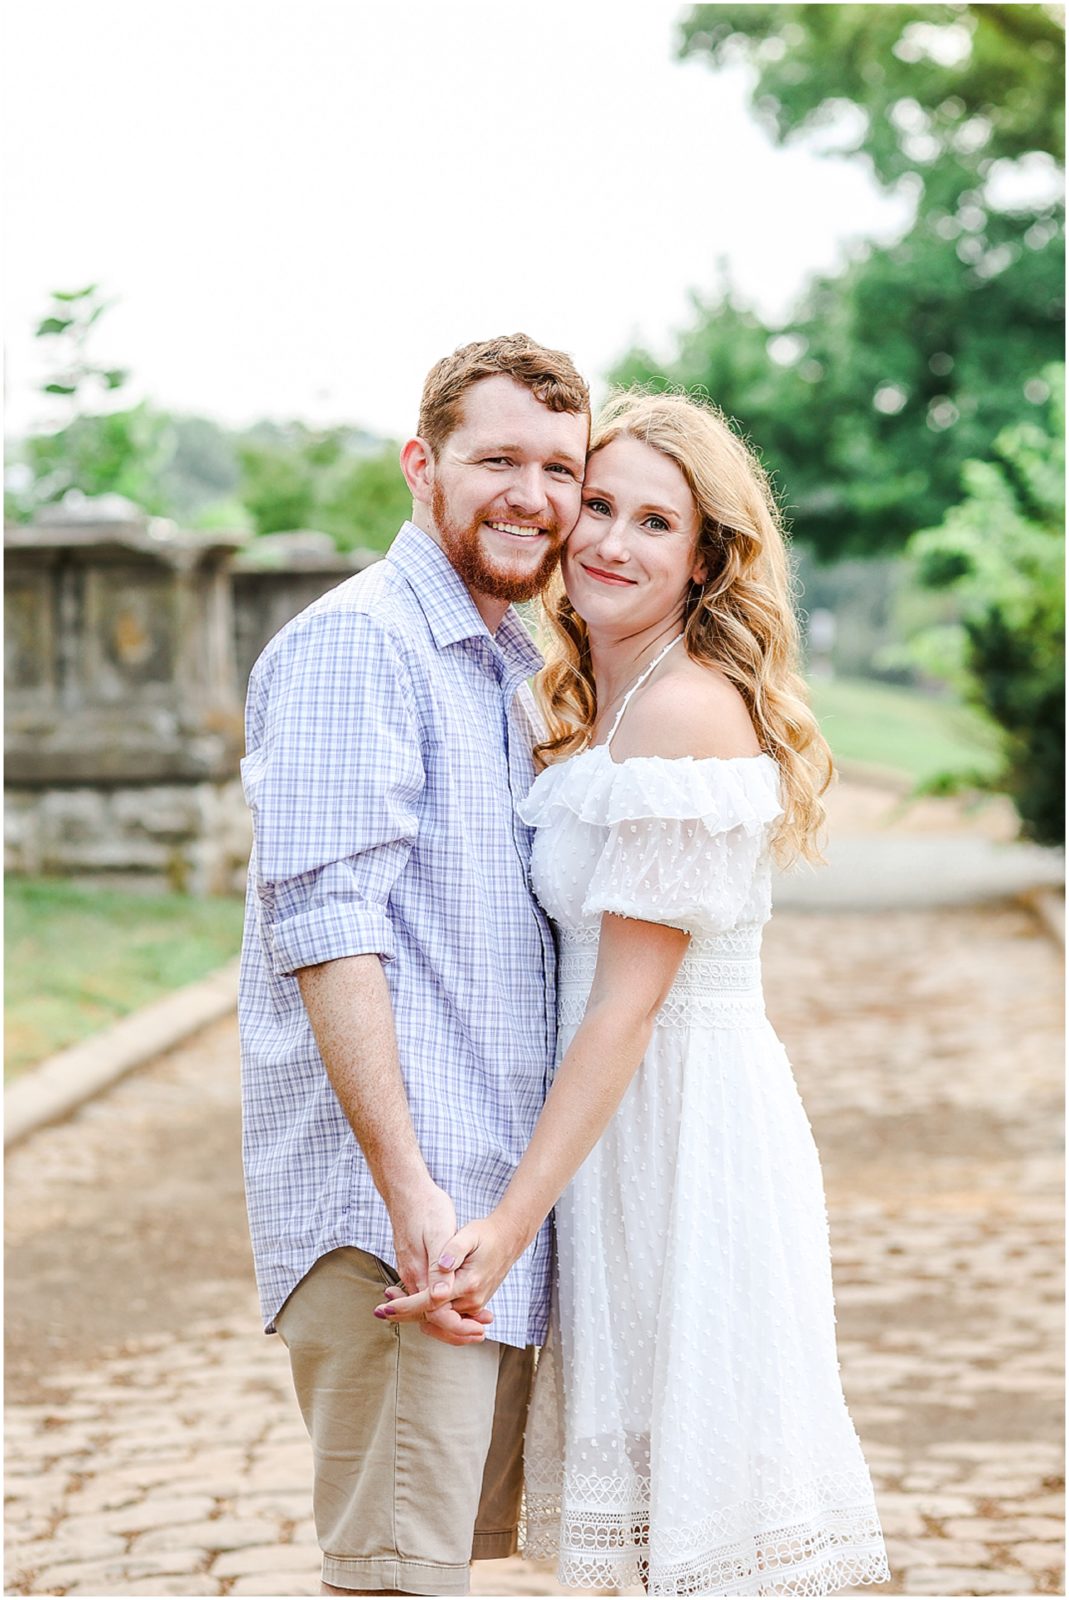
[581,563,637,586]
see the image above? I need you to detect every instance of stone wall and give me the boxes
[5,509,380,895]
[4,779,251,897]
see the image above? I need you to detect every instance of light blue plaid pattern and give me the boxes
[239,522,556,1347]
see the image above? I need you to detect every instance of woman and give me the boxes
[381,390,890,1596]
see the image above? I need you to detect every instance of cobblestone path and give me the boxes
[5,902,1063,1598]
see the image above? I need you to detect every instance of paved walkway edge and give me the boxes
[4,958,241,1149]
[1019,886,1066,948]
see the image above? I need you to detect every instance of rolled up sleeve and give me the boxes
[241,609,424,976]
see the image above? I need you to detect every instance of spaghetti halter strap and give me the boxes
[603,634,684,750]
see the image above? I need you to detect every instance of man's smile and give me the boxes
[485,520,548,540]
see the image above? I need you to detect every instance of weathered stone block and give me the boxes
[6,515,242,785]
[3,518,373,893]
[5,779,251,896]
[84,568,177,700]
[5,569,54,696]
[112,787,203,838]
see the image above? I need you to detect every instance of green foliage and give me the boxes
[791,548,955,686]
[189,495,254,533]
[7,285,175,520]
[612,5,1065,560]
[678,5,1064,187]
[317,440,413,552]
[161,414,242,520]
[238,426,410,551]
[907,365,1064,843]
[6,288,402,541]
[22,403,176,516]
[238,427,319,535]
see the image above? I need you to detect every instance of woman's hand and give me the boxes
[384,1178,492,1344]
[373,1210,525,1324]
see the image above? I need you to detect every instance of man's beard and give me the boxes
[431,483,564,604]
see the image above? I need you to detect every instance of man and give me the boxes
[238,334,590,1596]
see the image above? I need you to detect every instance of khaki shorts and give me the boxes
[275,1246,535,1596]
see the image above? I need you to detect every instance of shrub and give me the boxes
[908,366,1064,845]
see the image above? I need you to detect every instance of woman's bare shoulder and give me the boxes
[614,660,762,761]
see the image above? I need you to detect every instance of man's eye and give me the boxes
[547,464,575,478]
[483,456,511,466]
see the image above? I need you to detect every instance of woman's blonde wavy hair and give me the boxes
[534,387,834,865]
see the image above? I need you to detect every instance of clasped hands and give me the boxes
[378,1183,520,1346]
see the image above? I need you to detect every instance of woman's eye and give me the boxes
[645,516,670,532]
[584,497,611,515]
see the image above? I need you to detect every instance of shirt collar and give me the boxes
[387,522,543,676]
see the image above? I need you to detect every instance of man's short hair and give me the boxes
[418,334,590,457]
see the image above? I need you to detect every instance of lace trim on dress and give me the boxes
[523,1466,891,1597]
[559,926,765,958]
[559,988,768,1030]
[558,929,768,1030]
[560,955,761,993]
[519,746,784,835]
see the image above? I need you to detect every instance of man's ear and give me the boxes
[400,436,435,505]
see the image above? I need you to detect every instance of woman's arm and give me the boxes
[376,667,761,1329]
[377,912,689,1325]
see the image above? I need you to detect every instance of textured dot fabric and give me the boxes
[516,745,890,1596]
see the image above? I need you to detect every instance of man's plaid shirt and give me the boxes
[239,522,556,1346]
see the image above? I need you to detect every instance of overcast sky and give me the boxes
[4,0,913,441]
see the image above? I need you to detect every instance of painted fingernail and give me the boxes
[439,1253,456,1269]
[373,1307,389,1319]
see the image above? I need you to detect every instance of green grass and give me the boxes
[809,675,1001,786]
[5,880,245,1081]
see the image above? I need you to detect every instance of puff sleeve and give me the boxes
[523,753,783,939]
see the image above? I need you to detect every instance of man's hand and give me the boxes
[375,1211,523,1326]
[383,1180,491,1345]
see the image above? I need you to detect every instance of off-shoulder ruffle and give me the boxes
[518,745,784,835]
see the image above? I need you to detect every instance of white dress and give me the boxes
[517,666,890,1597]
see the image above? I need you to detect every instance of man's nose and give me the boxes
[503,463,548,515]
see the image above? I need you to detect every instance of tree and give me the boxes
[8,286,176,520]
[30,283,131,404]
[316,441,413,553]
[237,426,321,536]
[162,415,243,522]
[6,291,405,540]
[678,6,1064,190]
[907,364,1064,843]
[237,426,410,551]
[612,5,1064,559]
